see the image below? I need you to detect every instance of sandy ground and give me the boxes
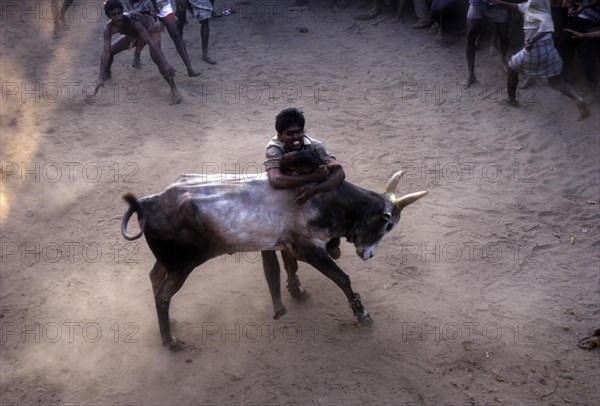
[1,0,599,405]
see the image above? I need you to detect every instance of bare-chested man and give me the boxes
[125,0,201,76]
[92,0,182,104]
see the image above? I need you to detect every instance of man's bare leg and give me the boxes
[465,18,482,87]
[547,76,590,119]
[146,39,182,104]
[495,22,509,73]
[200,19,216,64]
[132,37,144,68]
[506,67,519,107]
[162,16,201,76]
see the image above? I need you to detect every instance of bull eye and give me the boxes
[386,223,393,232]
[383,212,392,221]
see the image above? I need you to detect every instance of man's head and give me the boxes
[276,108,306,151]
[104,0,124,20]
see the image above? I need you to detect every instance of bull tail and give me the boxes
[121,193,144,241]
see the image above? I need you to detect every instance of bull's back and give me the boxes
[143,174,313,252]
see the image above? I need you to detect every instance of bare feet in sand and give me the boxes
[202,54,217,65]
[170,89,183,105]
[577,100,590,119]
[464,76,478,88]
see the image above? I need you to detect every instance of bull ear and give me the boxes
[394,191,428,210]
[384,171,404,195]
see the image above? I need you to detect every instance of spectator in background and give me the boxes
[551,0,572,45]
[176,0,217,64]
[557,0,600,92]
[465,0,510,87]
[125,0,201,76]
[430,0,453,39]
[489,0,590,118]
[413,0,433,28]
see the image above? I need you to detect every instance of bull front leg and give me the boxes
[150,262,191,351]
[261,251,287,319]
[296,246,374,327]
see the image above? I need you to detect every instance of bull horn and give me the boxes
[384,171,404,195]
[394,190,428,209]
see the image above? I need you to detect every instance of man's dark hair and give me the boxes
[275,108,305,135]
[104,0,124,17]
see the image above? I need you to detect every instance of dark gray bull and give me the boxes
[121,171,426,351]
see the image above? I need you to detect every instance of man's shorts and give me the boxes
[157,2,174,18]
[187,0,213,21]
[467,4,509,23]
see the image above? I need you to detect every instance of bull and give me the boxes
[121,170,426,351]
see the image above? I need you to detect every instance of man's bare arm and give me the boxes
[295,165,346,205]
[267,165,329,189]
[98,24,113,84]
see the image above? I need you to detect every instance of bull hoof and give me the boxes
[288,285,310,301]
[273,307,287,320]
[358,312,374,327]
[166,337,187,352]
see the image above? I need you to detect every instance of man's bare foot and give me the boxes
[505,99,520,107]
[202,54,216,65]
[464,76,477,88]
[188,70,201,77]
[170,89,183,105]
[577,100,590,119]
[132,53,141,68]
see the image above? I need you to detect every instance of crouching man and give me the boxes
[91,0,182,104]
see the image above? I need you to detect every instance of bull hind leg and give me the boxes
[261,251,287,320]
[281,249,310,300]
[297,247,374,327]
[151,263,192,351]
